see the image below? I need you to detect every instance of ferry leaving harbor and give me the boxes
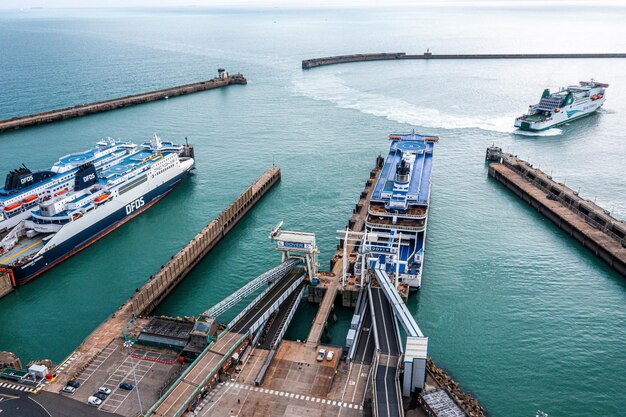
[362,132,438,290]
[0,139,134,234]
[0,135,194,286]
[515,80,609,131]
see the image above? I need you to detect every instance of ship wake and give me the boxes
[292,71,562,135]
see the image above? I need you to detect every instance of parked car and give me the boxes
[317,349,326,362]
[119,382,134,390]
[98,386,112,395]
[94,392,107,401]
[87,396,102,406]
[62,385,76,394]
[67,380,80,388]
[326,350,335,361]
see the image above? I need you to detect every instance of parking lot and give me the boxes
[61,338,184,416]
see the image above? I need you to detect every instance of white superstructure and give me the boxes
[515,80,609,131]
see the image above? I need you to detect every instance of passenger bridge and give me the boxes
[147,266,305,417]
[147,224,319,417]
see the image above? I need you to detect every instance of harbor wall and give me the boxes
[131,166,281,316]
[46,166,280,392]
[0,73,247,133]
[302,52,626,69]
[486,147,626,277]
[0,271,13,299]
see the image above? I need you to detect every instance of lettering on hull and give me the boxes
[125,197,145,215]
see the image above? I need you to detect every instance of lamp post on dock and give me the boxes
[124,340,144,416]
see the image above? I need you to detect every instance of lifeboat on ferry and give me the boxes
[591,95,598,100]
[4,203,21,212]
[554,108,561,113]
[94,194,110,204]
[54,189,68,196]
[71,212,83,221]
[22,195,38,204]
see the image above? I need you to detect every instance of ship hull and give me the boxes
[515,98,605,131]
[7,172,188,286]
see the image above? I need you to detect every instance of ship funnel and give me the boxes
[74,163,98,191]
[395,158,410,183]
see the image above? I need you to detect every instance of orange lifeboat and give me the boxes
[54,189,68,196]
[554,108,561,113]
[94,194,110,204]
[4,203,21,212]
[22,195,38,204]
[72,212,82,221]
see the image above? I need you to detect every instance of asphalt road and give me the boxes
[0,390,123,417]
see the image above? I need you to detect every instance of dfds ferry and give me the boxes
[515,80,609,131]
[0,139,135,234]
[363,132,438,290]
[0,135,194,286]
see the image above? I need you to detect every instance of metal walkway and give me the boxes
[147,267,305,417]
[202,258,301,319]
[374,264,428,396]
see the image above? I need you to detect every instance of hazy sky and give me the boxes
[1,0,622,9]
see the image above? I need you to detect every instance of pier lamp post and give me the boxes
[123,340,144,415]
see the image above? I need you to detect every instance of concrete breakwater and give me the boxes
[302,51,626,68]
[130,166,281,316]
[486,146,626,277]
[46,166,280,392]
[0,72,247,133]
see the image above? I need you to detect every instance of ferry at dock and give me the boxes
[515,80,609,131]
[0,135,194,286]
[0,139,135,234]
[361,132,438,290]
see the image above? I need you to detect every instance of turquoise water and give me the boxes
[0,6,625,417]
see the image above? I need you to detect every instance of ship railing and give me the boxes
[365,220,425,233]
[367,207,427,219]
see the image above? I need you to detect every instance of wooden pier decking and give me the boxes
[306,159,383,346]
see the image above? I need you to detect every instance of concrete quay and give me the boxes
[0,71,247,133]
[44,166,280,394]
[486,146,626,277]
[302,51,626,69]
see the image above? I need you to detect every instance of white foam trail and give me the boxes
[292,71,561,135]
[512,128,563,137]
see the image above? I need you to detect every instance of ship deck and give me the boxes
[372,134,434,208]
[99,149,166,181]
[0,234,47,265]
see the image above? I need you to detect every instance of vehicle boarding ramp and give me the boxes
[375,263,428,397]
[369,285,404,417]
[147,267,306,417]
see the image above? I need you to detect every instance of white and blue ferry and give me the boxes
[0,138,135,234]
[363,132,438,290]
[515,80,609,131]
[0,135,194,286]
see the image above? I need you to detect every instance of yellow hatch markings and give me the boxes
[0,239,43,264]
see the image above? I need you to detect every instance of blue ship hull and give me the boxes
[9,172,187,286]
